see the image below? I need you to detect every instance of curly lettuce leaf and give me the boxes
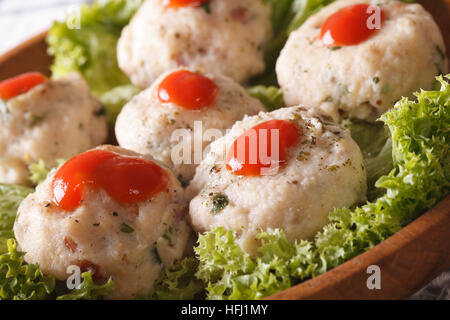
[195,227,255,285]
[46,0,144,124]
[0,238,114,300]
[184,75,450,300]
[313,75,449,271]
[341,119,394,200]
[0,184,33,243]
[195,227,320,300]
[376,75,450,224]
[247,85,286,111]
[28,159,65,186]
[0,239,55,300]
[0,183,114,300]
[100,84,142,122]
[56,273,114,300]
[194,228,318,300]
[152,257,204,300]
[28,161,49,186]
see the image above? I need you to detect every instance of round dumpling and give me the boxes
[117,0,272,88]
[14,145,191,299]
[115,68,265,182]
[276,0,448,122]
[0,73,108,185]
[187,106,367,254]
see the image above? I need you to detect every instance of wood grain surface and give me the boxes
[0,0,448,300]
[0,31,52,80]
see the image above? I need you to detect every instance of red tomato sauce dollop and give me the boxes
[163,0,209,9]
[0,72,46,100]
[158,70,218,110]
[226,120,301,176]
[321,4,385,47]
[52,150,169,211]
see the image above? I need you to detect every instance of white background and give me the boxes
[0,0,91,54]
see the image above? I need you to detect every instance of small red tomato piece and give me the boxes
[0,72,46,100]
[51,150,169,212]
[321,4,385,47]
[158,70,218,110]
[226,120,301,176]
[163,0,209,8]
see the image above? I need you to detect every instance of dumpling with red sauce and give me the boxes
[117,0,272,87]
[0,72,107,185]
[187,106,367,254]
[115,68,265,183]
[276,0,448,122]
[14,145,191,299]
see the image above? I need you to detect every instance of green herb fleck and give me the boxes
[152,247,162,264]
[291,112,302,121]
[25,113,44,128]
[373,77,380,84]
[297,151,311,162]
[330,46,341,51]
[211,194,229,215]
[200,1,211,14]
[162,226,173,246]
[94,106,106,117]
[120,223,134,233]
[178,177,189,188]
[328,165,339,172]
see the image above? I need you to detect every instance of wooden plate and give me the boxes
[0,0,449,300]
